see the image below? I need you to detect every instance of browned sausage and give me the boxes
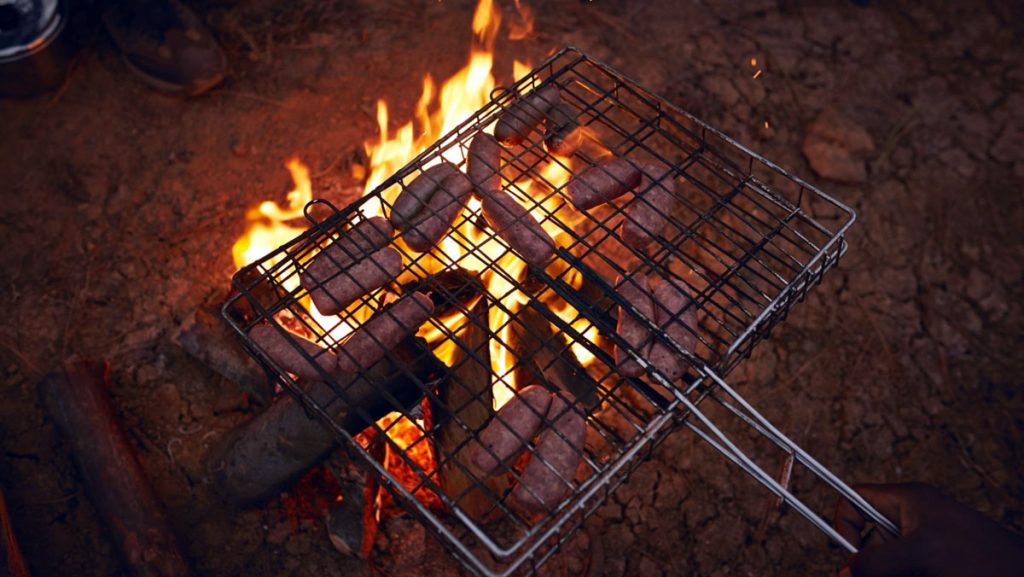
[620,163,677,250]
[647,277,697,381]
[495,85,561,145]
[565,157,642,210]
[544,103,582,156]
[249,324,338,380]
[513,394,585,512]
[301,216,394,297]
[480,190,556,267]
[468,132,503,196]
[336,291,435,374]
[390,162,460,229]
[614,272,655,377]
[306,247,403,315]
[402,171,473,252]
[470,385,552,476]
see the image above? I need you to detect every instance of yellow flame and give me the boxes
[232,0,604,515]
[232,158,311,270]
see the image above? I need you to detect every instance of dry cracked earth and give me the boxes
[0,1,1021,576]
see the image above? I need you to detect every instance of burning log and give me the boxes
[508,300,599,409]
[174,296,273,404]
[324,450,379,559]
[37,360,194,577]
[437,301,510,520]
[210,338,444,506]
[401,267,485,318]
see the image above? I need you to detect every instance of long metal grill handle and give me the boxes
[547,246,902,554]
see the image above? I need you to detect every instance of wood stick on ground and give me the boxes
[37,360,194,577]
[437,301,510,521]
[209,338,444,506]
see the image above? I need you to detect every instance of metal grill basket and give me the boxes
[223,47,896,577]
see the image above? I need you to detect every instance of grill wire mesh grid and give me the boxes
[224,47,897,576]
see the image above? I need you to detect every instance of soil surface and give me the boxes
[1,1,1021,576]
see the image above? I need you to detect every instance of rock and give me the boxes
[802,109,876,183]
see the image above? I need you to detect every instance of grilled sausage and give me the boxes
[513,394,586,512]
[336,291,435,374]
[301,217,394,307]
[544,103,582,156]
[495,85,561,145]
[391,162,460,229]
[480,189,556,267]
[620,163,677,250]
[647,277,697,381]
[565,157,642,210]
[471,385,552,477]
[402,171,473,252]
[249,324,338,380]
[306,247,403,315]
[614,272,655,377]
[468,132,503,196]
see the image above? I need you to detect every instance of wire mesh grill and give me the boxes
[223,47,889,577]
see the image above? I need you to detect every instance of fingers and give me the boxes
[850,484,909,530]
[835,483,913,547]
[847,535,924,577]
[835,495,869,549]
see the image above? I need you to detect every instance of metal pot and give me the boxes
[0,0,72,98]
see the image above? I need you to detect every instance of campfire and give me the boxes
[211,2,874,575]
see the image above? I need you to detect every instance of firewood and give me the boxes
[209,338,444,506]
[37,360,194,577]
[401,267,485,318]
[508,300,599,409]
[174,296,273,404]
[437,301,510,520]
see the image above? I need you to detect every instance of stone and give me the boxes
[802,108,876,183]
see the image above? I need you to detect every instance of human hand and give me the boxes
[834,483,1024,577]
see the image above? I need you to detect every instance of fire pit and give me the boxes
[222,47,894,576]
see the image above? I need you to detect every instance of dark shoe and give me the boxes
[100,0,227,96]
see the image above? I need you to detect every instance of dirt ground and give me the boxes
[1,1,1022,576]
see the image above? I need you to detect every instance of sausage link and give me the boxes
[468,132,503,196]
[614,272,655,377]
[647,277,697,380]
[249,324,338,380]
[336,292,435,374]
[307,247,402,315]
[391,162,460,229]
[480,190,556,267]
[402,171,473,252]
[470,385,552,476]
[495,85,561,145]
[620,163,677,250]
[565,157,641,210]
[513,394,586,512]
[301,217,394,298]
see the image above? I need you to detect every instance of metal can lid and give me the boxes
[0,0,61,60]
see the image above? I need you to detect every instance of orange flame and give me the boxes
[233,0,599,516]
